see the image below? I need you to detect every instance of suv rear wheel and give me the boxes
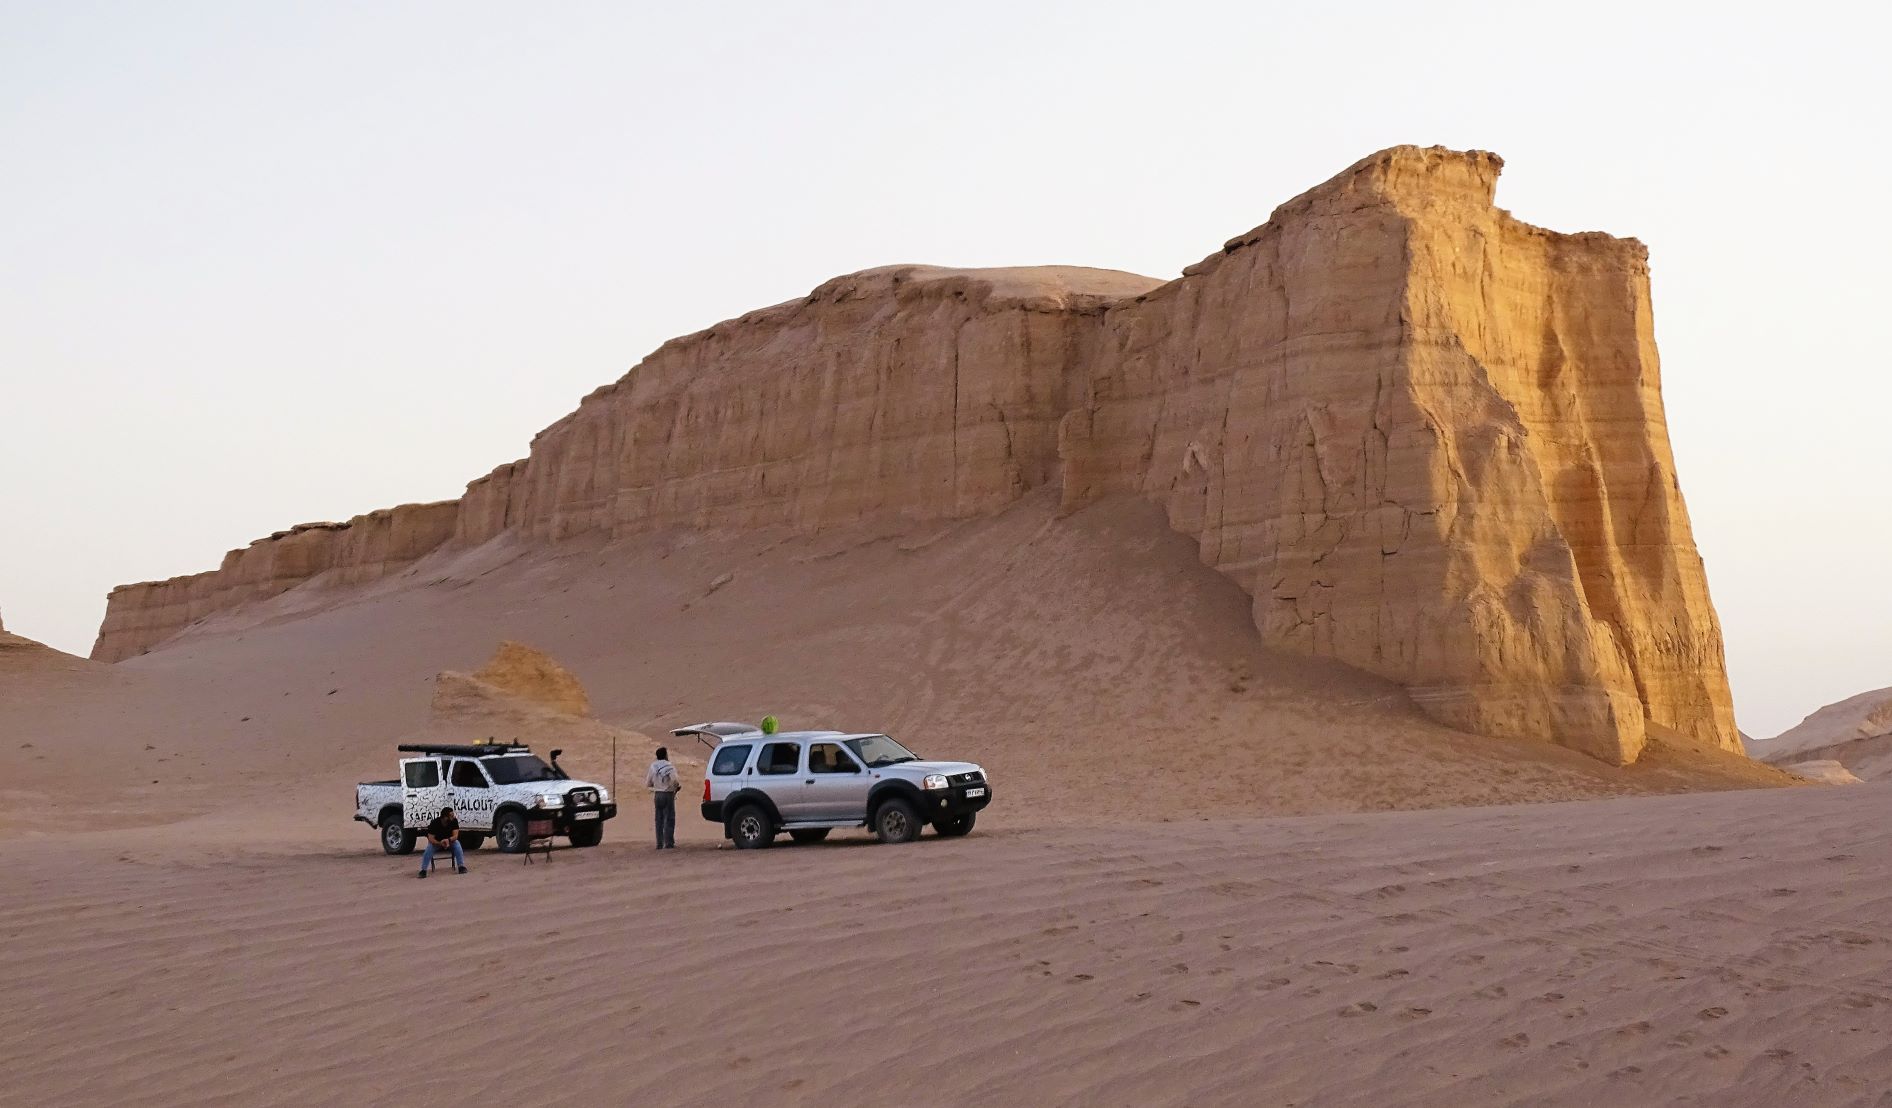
[874,799,921,844]
[730,805,774,850]
[380,813,416,855]
[934,814,976,838]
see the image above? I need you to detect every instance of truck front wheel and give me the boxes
[874,799,922,844]
[494,811,529,854]
[380,814,416,856]
[934,814,976,838]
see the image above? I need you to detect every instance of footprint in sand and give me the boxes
[1499,1033,1529,1049]
[1400,1007,1432,1020]
[1616,1020,1653,1036]
[1338,1002,1379,1017]
[1473,985,1508,1000]
[1698,1007,1729,1020]
[1162,963,1189,975]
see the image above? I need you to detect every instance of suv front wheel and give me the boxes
[729,805,774,850]
[874,799,922,844]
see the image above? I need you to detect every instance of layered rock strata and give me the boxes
[92,147,1739,764]
[93,501,457,662]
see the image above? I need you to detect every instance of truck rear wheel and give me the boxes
[380,813,416,856]
[494,811,529,854]
[568,822,604,848]
[729,805,774,850]
[874,799,921,844]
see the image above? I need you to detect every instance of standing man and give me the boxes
[645,746,681,849]
[419,805,468,878]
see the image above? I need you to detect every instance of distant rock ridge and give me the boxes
[90,146,1740,765]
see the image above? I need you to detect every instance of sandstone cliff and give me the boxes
[91,147,1740,765]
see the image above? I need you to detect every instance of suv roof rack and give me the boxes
[397,742,533,758]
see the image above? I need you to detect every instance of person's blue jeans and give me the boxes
[421,838,465,871]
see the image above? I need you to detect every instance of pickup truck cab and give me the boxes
[678,722,991,849]
[354,742,617,854]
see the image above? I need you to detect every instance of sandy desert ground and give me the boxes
[4,786,1891,1107]
[2,495,1862,1107]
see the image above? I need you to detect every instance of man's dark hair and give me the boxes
[440,806,454,815]
[655,746,668,760]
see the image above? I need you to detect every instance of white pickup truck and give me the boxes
[354,743,618,854]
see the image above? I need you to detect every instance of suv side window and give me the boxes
[808,743,859,774]
[757,742,802,775]
[404,760,440,788]
[711,744,752,776]
[450,760,488,788]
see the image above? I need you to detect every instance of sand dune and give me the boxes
[3,784,1888,1106]
[1751,687,1892,779]
[0,495,1786,839]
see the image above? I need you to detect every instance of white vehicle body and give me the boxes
[354,743,617,855]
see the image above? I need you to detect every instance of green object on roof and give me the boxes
[761,715,779,734]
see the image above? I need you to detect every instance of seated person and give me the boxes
[419,806,468,878]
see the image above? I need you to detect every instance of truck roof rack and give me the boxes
[397,742,533,758]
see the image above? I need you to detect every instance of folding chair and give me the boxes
[523,818,557,865]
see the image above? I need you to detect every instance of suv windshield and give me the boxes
[843,734,919,768]
[483,755,560,784]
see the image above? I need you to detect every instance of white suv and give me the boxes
[675,723,991,849]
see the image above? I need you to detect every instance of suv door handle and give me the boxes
[804,778,815,784]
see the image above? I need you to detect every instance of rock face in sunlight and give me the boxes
[89,146,1739,765]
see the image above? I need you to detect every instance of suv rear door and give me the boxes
[400,757,447,827]
[754,740,807,818]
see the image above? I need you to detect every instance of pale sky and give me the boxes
[2,1,1886,738]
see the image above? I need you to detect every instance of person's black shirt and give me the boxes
[427,813,459,841]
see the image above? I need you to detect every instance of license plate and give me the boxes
[965,787,986,798]
[575,810,600,820]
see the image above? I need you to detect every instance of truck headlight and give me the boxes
[597,788,611,804]
[536,793,565,808]
[923,774,949,790]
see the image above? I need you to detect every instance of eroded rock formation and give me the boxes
[91,146,1740,764]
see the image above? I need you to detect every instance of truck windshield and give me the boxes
[843,734,918,767]
[483,755,560,784]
